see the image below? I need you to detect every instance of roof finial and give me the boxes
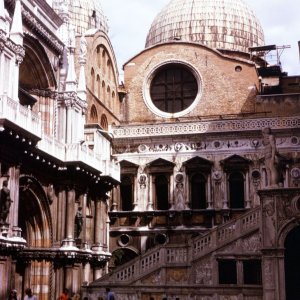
[10,0,23,45]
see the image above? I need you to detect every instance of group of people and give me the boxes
[8,288,37,300]
[59,287,115,300]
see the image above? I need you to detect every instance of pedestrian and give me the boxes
[24,288,37,300]
[105,288,115,300]
[59,288,70,300]
[8,289,18,300]
[72,292,80,300]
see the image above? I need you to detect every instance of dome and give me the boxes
[53,0,108,35]
[145,0,265,53]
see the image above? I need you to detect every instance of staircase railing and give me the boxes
[98,207,261,285]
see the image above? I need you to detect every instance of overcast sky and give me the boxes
[100,0,300,78]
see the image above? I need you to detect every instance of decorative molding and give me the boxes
[112,116,300,139]
[21,7,64,54]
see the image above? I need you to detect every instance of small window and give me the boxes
[243,260,262,285]
[100,114,108,130]
[155,175,169,210]
[120,175,133,211]
[90,105,98,123]
[219,259,237,284]
[229,172,245,209]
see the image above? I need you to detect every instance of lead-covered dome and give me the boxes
[145,0,265,53]
[53,0,108,35]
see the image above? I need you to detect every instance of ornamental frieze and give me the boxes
[112,116,300,139]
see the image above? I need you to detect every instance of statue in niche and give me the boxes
[74,207,83,238]
[262,128,281,187]
[173,173,187,210]
[0,180,12,224]
[174,182,186,210]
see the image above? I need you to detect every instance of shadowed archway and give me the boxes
[285,225,300,300]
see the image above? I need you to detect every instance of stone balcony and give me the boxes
[0,94,120,181]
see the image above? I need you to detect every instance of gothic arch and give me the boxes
[17,175,53,298]
[18,175,53,246]
[277,196,300,247]
[20,34,56,91]
[100,114,108,130]
[90,105,98,123]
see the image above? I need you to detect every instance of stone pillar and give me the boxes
[65,265,73,291]
[66,187,75,239]
[147,174,153,211]
[8,166,20,229]
[93,199,102,247]
[245,172,251,208]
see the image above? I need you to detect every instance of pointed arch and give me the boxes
[100,114,108,130]
[90,105,98,123]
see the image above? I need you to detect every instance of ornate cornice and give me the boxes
[112,116,300,139]
[21,7,64,54]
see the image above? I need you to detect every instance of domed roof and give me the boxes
[145,0,265,53]
[53,0,108,35]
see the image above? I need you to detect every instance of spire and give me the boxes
[0,0,6,32]
[10,0,23,45]
[65,25,77,92]
[77,35,87,101]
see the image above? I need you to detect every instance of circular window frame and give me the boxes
[143,60,203,118]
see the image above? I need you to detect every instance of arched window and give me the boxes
[120,175,133,211]
[191,173,206,209]
[229,172,244,208]
[100,114,108,130]
[96,75,100,98]
[91,68,95,93]
[102,81,106,104]
[96,45,101,68]
[155,175,169,210]
[90,105,98,123]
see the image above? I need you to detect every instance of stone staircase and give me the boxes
[87,206,262,300]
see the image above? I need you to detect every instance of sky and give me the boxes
[100,0,300,78]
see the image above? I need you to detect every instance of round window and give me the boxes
[144,61,202,118]
[150,64,198,113]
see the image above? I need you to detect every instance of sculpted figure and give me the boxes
[74,207,83,238]
[262,128,281,187]
[79,35,87,59]
[174,182,186,210]
[0,180,12,224]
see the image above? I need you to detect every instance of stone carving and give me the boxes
[195,261,212,284]
[167,268,187,283]
[138,174,147,189]
[79,35,87,59]
[262,128,282,187]
[241,234,261,253]
[0,180,12,224]
[291,167,300,187]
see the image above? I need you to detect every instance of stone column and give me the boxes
[8,166,20,228]
[147,174,153,211]
[245,172,251,208]
[66,187,75,239]
[65,265,73,291]
[93,199,102,248]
